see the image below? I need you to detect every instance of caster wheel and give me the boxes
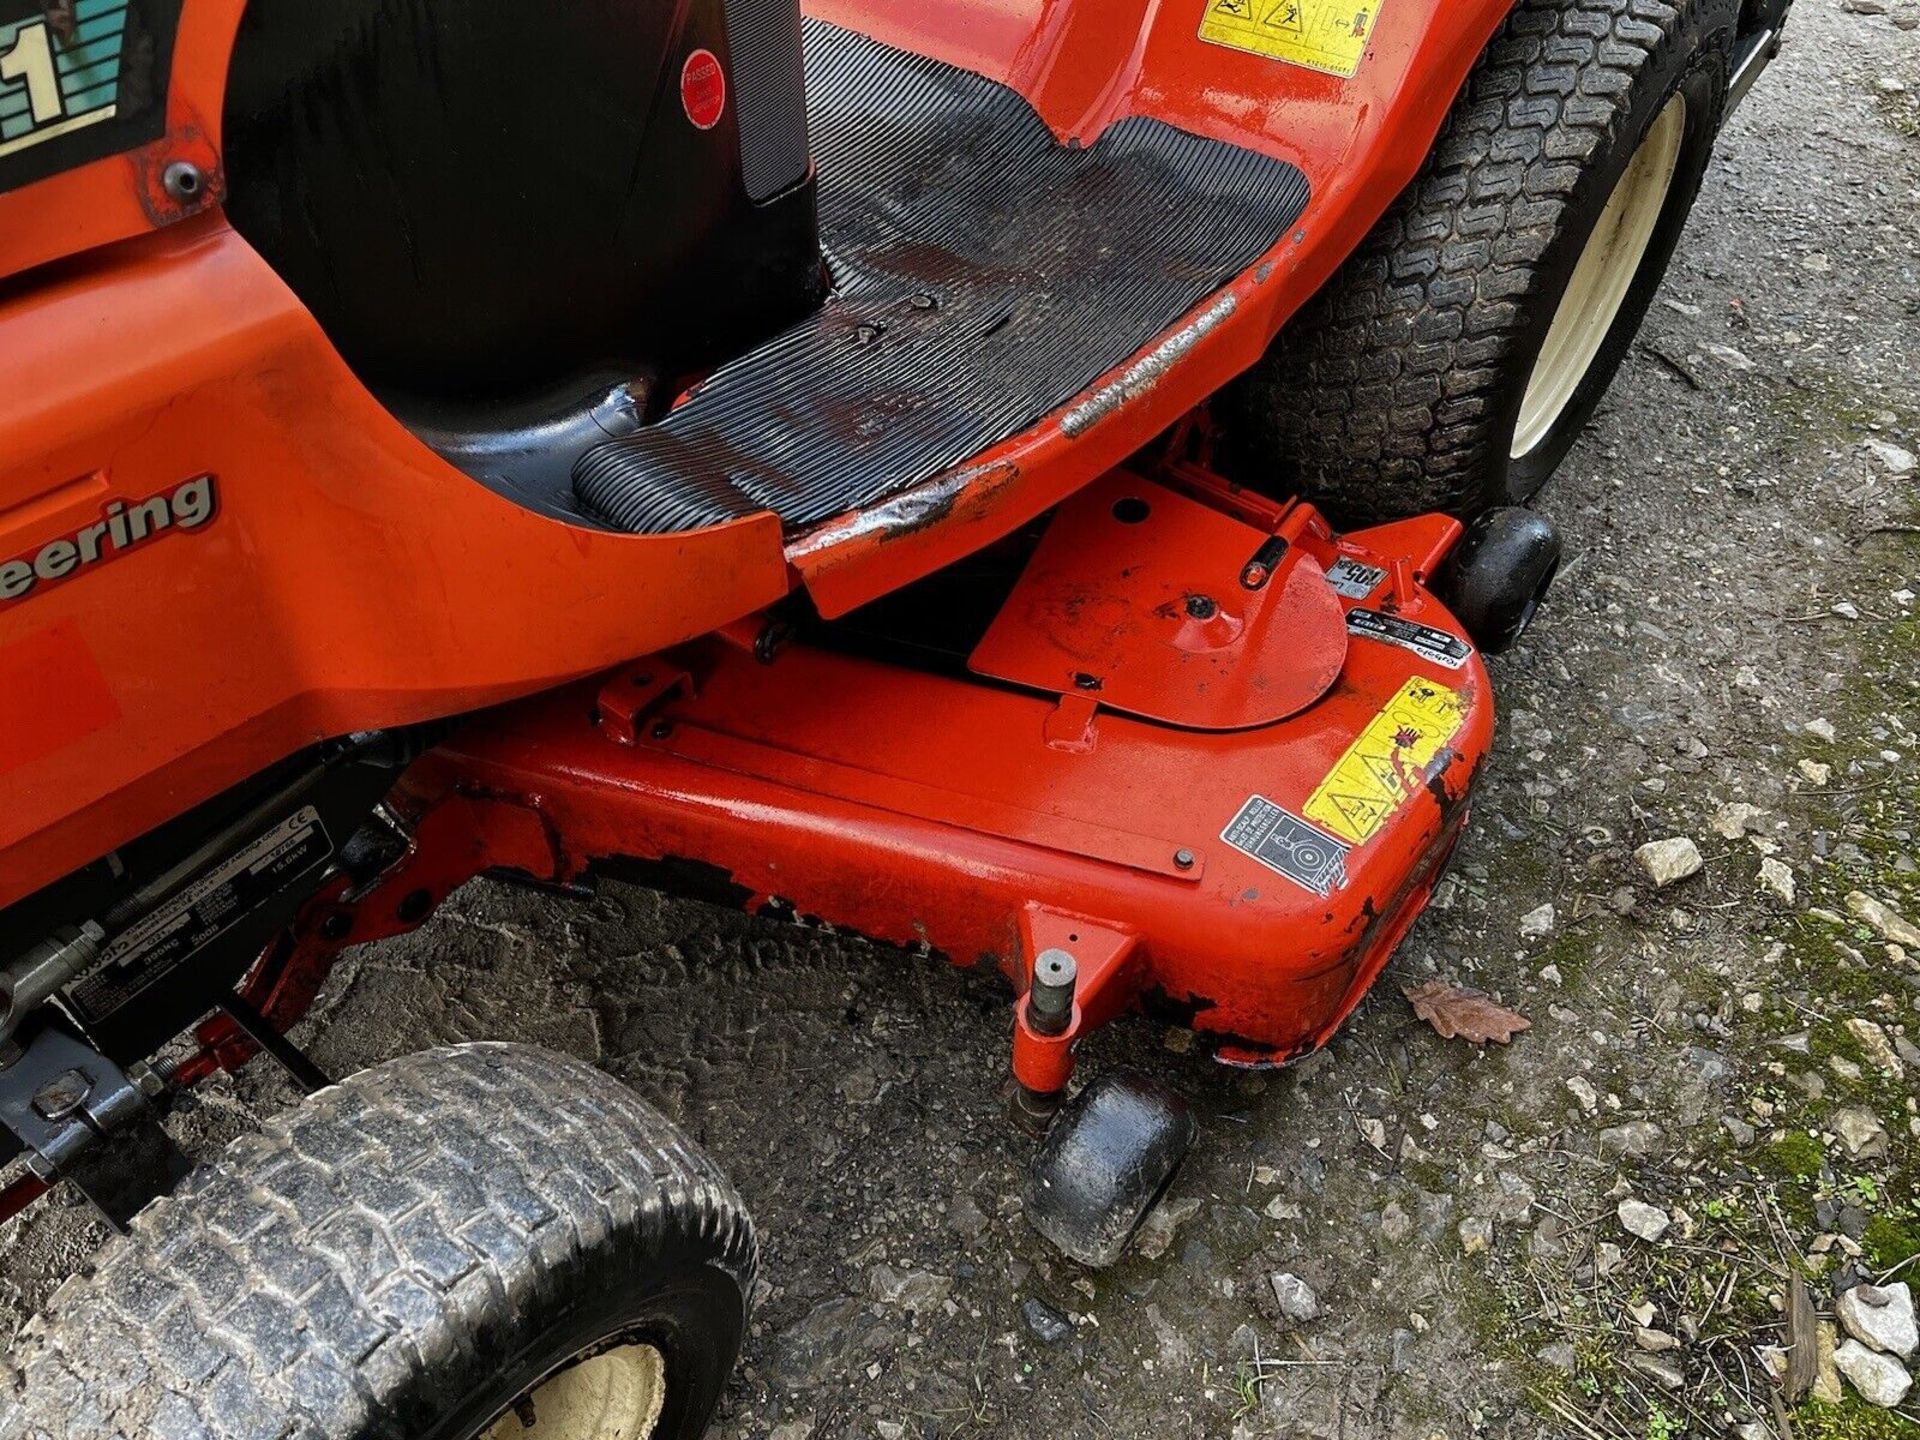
[1437,507,1562,654]
[1024,1070,1196,1267]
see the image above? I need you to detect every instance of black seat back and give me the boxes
[223,0,822,400]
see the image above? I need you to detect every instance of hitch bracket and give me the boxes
[0,1023,190,1231]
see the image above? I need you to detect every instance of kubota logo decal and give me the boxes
[0,473,217,606]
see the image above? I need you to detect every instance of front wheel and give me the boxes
[0,1044,755,1440]
[1219,0,1742,524]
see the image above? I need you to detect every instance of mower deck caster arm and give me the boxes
[1008,909,1142,1108]
[1009,909,1196,1266]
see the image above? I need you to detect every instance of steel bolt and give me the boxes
[162,161,205,203]
[1185,594,1218,620]
[1173,848,1196,870]
[1025,948,1078,1036]
[1010,1082,1063,1132]
[125,1061,169,1100]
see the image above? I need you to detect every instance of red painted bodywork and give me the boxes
[970,471,1350,729]
[786,0,1516,613]
[181,480,1488,1102]
[0,218,789,907]
[0,0,1514,911]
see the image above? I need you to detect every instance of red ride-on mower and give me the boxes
[0,0,1786,1433]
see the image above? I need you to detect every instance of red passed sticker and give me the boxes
[681,49,727,131]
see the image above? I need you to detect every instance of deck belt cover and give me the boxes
[574,21,1311,535]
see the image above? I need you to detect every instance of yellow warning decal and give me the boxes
[1198,0,1383,79]
[1304,676,1470,846]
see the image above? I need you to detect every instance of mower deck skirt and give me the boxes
[420,520,1490,1081]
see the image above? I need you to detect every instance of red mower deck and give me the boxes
[193,465,1491,1104]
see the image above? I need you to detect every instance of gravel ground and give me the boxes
[5,5,1919,1438]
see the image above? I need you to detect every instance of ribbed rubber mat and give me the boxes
[575,21,1310,536]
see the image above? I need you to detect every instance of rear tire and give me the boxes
[1218,0,1740,524]
[0,1044,754,1440]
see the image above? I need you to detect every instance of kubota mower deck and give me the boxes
[161,451,1495,1259]
[185,463,1479,1082]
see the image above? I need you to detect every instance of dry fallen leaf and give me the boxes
[1401,980,1532,1045]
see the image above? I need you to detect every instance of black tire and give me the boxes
[0,1044,755,1440]
[1436,507,1564,652]
[1025,1072,1196,1268]
[1218,0,1741,524]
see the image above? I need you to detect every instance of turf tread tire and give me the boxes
[0,1043,755,1440]
[1219,0,1734,522]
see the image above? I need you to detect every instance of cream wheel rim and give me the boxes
[480,1343,667,1440]
[1511,93,1687,459]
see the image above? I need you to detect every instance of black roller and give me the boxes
[1438,508,1563,653]
[1025,1071,1197,1268]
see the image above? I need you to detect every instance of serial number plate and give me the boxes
[64,806,334,1026]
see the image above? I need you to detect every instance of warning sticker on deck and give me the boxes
[1221,797,1350,897]
[1304,677,1469,846]
[1197,0,1384,79]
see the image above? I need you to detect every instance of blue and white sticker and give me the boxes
[1220,796,1351,898]
[0,0,130,160]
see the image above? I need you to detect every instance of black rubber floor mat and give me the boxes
[574,21,1310,535]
